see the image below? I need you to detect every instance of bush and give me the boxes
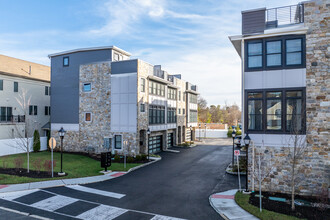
[236,125,242,136]
[114,154,121,163]
[33,130,41,152]
[14,157,24,170]
[127,156,134,163]
[135,155,142,161]
[43,160,56,174]
[32,158,43,173]
[141,154,147,161]
[227,127,233,137]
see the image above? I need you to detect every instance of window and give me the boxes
[247,42,263,68]
[45,86,51,95]
[0,107,12,122]
[189,94,197,104]
[45,106,51,115]
[266,41,282,67]
[83,83,91,92]
[167,108,177,123]
[286,39,302,65]
[63,57,69,66]
[247,92,263,130]
[114,135,122,149]
[14,82,18,92]
[85,113,91,122]
[149,81,165,97]
[0,79,3,91]
[178,91,181,101]
[178,109,181,114]
[183,108,185,115]
[266,92,282,130]
[167,88,177,100]
[140,78,145,92]
[189,110,198,122]
[183,93,186,102]
[140,103,145,112]
[29,105,38,115]
[149,105,165,125]
[114,53,120,61]
[104,138,111,150]
[246,88,305,134]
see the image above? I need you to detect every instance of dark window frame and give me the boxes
[245,35,306,72]
[149,105,165,125]
[83,83,92,92]
[63,56,69,67]
[114,135,122,149]
[247,40,263,70]
[247,92,263,131]
[140,103,145,113]
[0,79,3,91]
[14,82,18,92]
[266,40,282,67]
[245,87,306,134]
[149,80,165,97]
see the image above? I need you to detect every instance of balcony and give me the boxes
[242,4,304,35]
[0,115,25,123]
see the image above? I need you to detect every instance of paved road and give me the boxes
[0,139,245,220]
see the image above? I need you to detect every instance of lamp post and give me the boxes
[147,128,151,160]
[199,123,201,141]
[189,125,192,146]
[232,130,236,166]
[58,127,66,175]
[244,134,251,192]
[204,123,206,139]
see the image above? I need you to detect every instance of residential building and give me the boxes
[0,55,51,139]
[49,46,198,156]
[229,0,329,195]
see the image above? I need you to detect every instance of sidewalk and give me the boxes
[209,189,259,220]
[0,157,161,193]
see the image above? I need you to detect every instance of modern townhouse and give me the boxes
[0,55,50,140]
[229,0,329,195]
[49,46,198,156]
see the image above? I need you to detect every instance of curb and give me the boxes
[127,157,161,172]
[209,195,229,220]
[225,163,246,175]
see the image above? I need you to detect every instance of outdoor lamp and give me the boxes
[58,127,66,175]
[199,123,201,141]
[58,127,66,138]
[244,134,251,146]
[232,130,236,138]
[147,128,151,135]
[147,128,151,160]
[244,133,251,192]
[231,130,236,166]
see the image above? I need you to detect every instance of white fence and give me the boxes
[0,137,47,156]
[196,129,228,138]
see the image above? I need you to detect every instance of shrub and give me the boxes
[43,160,56,174]
[14,157,24,170]
[135,154,142,161]
[2,156,9,169]
[33,130,41,152]
[141,154,147,161]
[227,127,233,137]
[127,156,134,163]
[236,125,242,136]
[32,158,43,173]
[114,154,121,163]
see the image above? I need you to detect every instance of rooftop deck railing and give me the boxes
[266,4,304,29]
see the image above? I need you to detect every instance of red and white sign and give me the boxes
[234,150,240,156]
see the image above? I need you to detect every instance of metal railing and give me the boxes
[266,4,304,28]
[0,115,25,123]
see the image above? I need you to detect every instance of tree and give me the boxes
[33,130,41,152]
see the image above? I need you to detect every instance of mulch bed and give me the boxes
[249,191,330,220]
[0,168,67,178]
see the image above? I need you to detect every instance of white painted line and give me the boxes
[0,206,52,220]
[151,215,186,220]
[77,204,127,220]
[0,189,40,201]
[66,185,125,199]
[31,195,78,211]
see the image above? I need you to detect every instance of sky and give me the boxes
[0,0,301,107]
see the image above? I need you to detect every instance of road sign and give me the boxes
[49,137,56,149]
[234,150,240,156]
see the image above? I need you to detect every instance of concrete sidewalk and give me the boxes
[0,157,161,193]
[209,189,259,220]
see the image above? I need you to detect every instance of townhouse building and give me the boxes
[49,46,198,156]
[229,0,329,195]
[0,55,50,140]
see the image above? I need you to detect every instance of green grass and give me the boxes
[235,192,303,220]
[0,151,140,184]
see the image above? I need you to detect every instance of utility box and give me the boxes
[101,152,112,171]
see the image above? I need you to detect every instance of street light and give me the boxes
[199,123,201,141]
[204,123,206,139]
[232,130,236,166]
[189,125,192,146]
[58,127,66,175]
[244,133,251,192]
[147,128,151,160]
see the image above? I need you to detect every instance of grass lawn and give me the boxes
[0,151,141,185]
[235,191,304,220]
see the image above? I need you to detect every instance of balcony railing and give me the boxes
[266,4,304,29]
[0,115,25,123]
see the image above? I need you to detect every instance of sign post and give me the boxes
[234,150,241,191]
[49,137,56,178]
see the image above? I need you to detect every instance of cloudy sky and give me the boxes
[0,0,301,107]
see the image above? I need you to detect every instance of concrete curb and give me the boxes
[209,195,229,220]
[0,158,161,193]
[225,163,246,175]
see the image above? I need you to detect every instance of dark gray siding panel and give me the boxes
[50,49,111,124]
[111,60,138,74]
[242,9,266,35]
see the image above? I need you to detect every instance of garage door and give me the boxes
[167,133,173,148]
[148,135,162,153]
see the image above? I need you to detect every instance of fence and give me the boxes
[0,137,47,156]
[195,129,228,139]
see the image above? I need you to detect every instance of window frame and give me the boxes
[245,87,306,134]
[266,40,282,68]
[0,79,3,91]
[63,57,69,67]
[85,112,92,122]
[83,83,92,92]
[149,80,165,97]
[140,78,145,92]
[14,82,18,92]
[140,103,145,113]
[285,38,303,67]
[114,135,122,149]
[149,105,165,125]
[247,40,263,70]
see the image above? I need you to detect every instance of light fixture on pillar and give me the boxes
[147,128,151,160]
[58,127,66,176]
[244,133,251,192]
[231,130,236,166]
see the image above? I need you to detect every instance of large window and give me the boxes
[167,108,177,123]
[114,135,122,149]
[0,79,3,91]
[167,88,177,100]
[149,81,165,97]
[246,35,305,71]
[140,78,145,92]
[246,88,305,133]
[45,86,51,96]
[29,105,38,115]
[0,107,12,122]
[149,105,165,125]
[189,110,198,122]
[45,106,51,116]
[189,94,197,104]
